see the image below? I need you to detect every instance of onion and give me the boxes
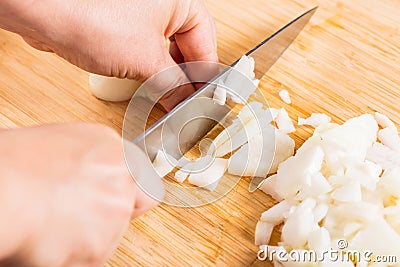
[378,127,400,151]
[274,145,324,199]
[260,200,297,224]
[152,150,178,177]
[89,74,141,101]
[258,174,284,201]
[279,90,292,104]
[270,129,295,173]
[298,113,331,128]
[255,221,274,246]
[255,113,400,266]
[174,169,190,183]
[375,112,397,129]
[307,227,331,255]
[378,167,400,198]
[276,108,295,134]
[349,219,400,258]
[187,158,228,191]
[268,108,280,121]
[366,142,400,170]
[281,199,316,248]
[212,102,271,157]
[331,181,362,202]
[213,81,227,105]
[225,56,259,104]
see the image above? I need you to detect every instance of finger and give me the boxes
[169,36,184,64]
[130,185,160,219]
[174,1,218,63]
[138,43,195,111]
[122,142,165,219]
[172,1,220,87]
[169,35,219,91]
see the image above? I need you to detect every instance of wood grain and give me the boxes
[1,0,399,266]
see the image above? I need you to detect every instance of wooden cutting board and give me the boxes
[1,0,399,266]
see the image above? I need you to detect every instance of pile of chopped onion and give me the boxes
[150,55,400,266]
[256,112,400,266]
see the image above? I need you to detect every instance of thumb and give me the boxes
[170,0,219,88]
[123,141,164,219]
[174,0,218,64]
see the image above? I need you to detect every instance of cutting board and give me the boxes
[1,0,399,266]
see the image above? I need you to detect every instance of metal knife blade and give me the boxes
[247,7,317,193]
[247,7,317,79]
[127,7,317,191]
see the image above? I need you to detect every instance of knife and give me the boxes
[125,7,317,196]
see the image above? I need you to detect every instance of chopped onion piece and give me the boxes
[298,113,331,128]
[313,203,329,223]
[331,182,362,202]
[344,161,381,191]
[307,227,331,255]
[212,102,270,157]
[258,174,284,201]
[213,82,227,105]
[174,169,190,183]
[152,150,178,177]
[375,112,397,129]
[180,156,213,172]
[267,108,280,121]
[275,145,324,199]
[276,108,295,134]
[187,158,228,191]
[296,172,332,200]
[260,200,297,224]
[278,90,292,104]
[349,219,400,258]
[232,55,255,79]
[270,129,295,173]
[378,127,400,151]
[281,203,316,248]
[255,221,274,246]
[319,114,378,170]
[366,142,400,171]
[328,202,382,224]
[225,56,258,103]
[379,167,400,198]
[228,128,275,177]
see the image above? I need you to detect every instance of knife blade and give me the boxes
[247,7,317,192]
[126,7,317,192]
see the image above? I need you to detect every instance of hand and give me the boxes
[1,0,217,79]
[0,123,163,266]
[0,0,218,109]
